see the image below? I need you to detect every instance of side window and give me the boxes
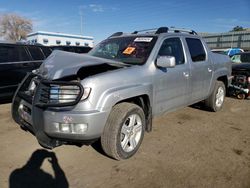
[186,38,206,62]
[17,46,30,61]
[40,47,52,57]
[0,46,30,63]
[0,46,11,63]
[158,38,185,65]
[28,46,45,60]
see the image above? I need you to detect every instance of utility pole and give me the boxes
[79,8,83,35]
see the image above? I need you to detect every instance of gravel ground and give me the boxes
[0,97,249,188]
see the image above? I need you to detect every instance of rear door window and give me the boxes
[27,46,45,60]
[186,38,206,62]
[0,46,11,63]
[0,45,30,63]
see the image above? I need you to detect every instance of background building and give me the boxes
[200,29,250,51]
[27,31,94,47]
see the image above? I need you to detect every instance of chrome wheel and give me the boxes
[215,86,225,108]
[120,114,142,153]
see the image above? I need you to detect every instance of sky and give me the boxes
[0,0,249,43]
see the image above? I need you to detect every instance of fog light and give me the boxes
[60,123,71,133]
[73,123,88,134]
[55,123,88,134]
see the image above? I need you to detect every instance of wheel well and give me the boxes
[116,95,152,132]
[217,76,229,95]
[217,76,228,87]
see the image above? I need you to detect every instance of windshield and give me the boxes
[89,36,157,65]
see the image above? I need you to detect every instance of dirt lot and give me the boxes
[0,98,249,188]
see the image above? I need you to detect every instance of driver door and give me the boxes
[153,37,190,114]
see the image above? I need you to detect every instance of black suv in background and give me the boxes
[0,42,52,101]
[51,45,92,54]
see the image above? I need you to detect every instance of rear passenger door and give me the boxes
[185,38,213,102]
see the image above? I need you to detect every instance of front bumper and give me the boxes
[12,73,109,149]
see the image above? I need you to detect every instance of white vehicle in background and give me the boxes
[212,48,244,57]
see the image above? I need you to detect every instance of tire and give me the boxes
[236,93,246,100]
[205,81,226,112]
[101,102,145,160]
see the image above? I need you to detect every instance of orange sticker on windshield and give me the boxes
[123,47,135,55]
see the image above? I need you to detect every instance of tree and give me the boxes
[230,26,245,32]
[0,14,33,41]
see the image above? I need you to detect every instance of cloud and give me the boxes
[79,4,119,13]
[89,4,104,12]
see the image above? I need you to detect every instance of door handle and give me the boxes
[183,72,189,78]
[208,68,212,72]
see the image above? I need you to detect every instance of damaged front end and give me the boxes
[12,51,126,149]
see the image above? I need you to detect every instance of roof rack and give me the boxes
[132,27,197,35]
[108,27,197,38]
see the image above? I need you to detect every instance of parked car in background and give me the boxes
[51,45,92,54]
[231,52,250,63]
[0,41,52,101]
[212,48,244,57]
[229,52,250,99]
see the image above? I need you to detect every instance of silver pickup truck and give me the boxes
[12,27,231,160]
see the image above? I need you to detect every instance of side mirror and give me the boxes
[156,56,176,68]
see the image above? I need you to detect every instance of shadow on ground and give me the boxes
[189,101,208,111]
[9,149,69,188]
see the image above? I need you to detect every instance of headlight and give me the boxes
[36,80,91,108]
[50,85,80,103]
[81,87,91,100]
[50,85,91,103]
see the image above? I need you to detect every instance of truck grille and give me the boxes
[35,80,84,108]
[17,73,84,108]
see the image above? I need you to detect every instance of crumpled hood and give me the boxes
[38,50,125,80]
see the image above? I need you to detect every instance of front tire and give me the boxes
[101,102,145,160]
[205,81,226,112]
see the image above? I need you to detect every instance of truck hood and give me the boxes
[38,50,127,80]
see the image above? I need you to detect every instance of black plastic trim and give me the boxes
[35,80,84,108]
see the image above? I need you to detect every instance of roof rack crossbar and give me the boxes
[132,27,169,35]
[108,32,123,38]
[155,27,169,34]
[132,28,159,34]
[169,27,197,35]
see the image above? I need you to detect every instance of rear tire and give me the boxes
[205,81,226,112]
[236,93,246,100]
[101,102,145,160]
